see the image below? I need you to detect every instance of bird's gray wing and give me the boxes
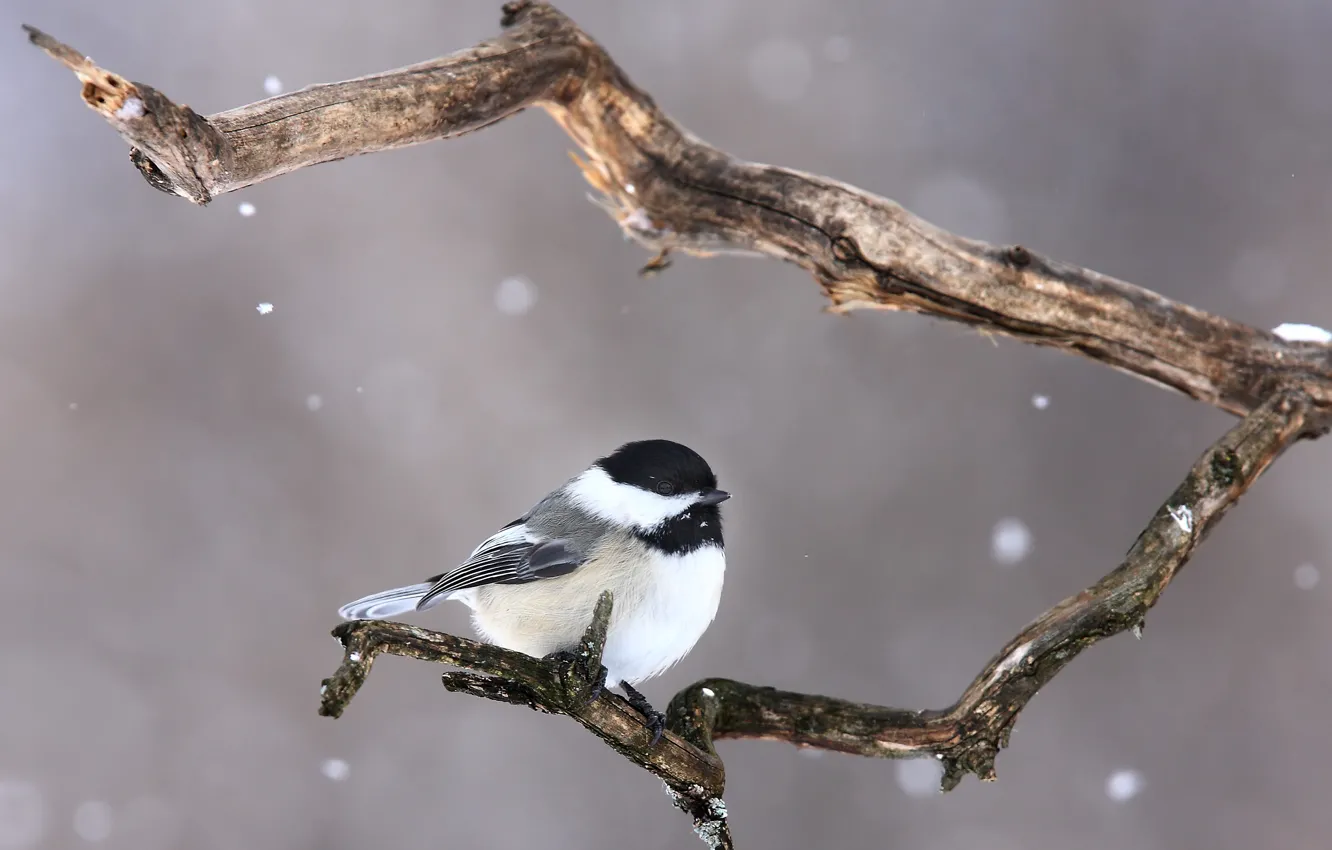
[416,520,586,609]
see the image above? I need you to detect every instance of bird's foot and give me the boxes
[620,680,666,745]
[542,649,607,707]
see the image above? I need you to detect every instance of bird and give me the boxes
[337,438,730,743]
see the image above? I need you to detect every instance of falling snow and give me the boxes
[238,202,257,218]
[0,778,46,848]
[263,75,283,96]
[1031,394,1050,410]
[1294,563,1321,590]
[306,394,323,412]
[495,276,538,315]
[1273,323,1332,343]
[895,759,943,798]
[256,302,273,315]
[990,518,1033,565]
[1105,769,1143,802]
[747,38,812,104]
[321,759,351,782]
[72,801,113,843]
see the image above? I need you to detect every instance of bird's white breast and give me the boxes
[600,543,726,685]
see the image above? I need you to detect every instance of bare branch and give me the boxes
[22,4,1332,415]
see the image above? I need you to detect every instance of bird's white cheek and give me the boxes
[566,468,696,529]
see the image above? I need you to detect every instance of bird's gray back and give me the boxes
[520,485,616,559]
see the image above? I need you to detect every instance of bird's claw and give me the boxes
[585,677,605,703]
[642,710,666,746]
[620,680,667,746]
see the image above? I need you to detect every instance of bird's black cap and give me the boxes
[597,439,721,498]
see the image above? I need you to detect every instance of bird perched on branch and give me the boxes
[338,438,730,742]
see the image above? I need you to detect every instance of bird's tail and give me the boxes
[337,582,435,620]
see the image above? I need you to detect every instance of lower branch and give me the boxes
[317,391,1314,845]
[670,389,1316,789]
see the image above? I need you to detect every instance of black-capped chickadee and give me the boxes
[337,439,730,741]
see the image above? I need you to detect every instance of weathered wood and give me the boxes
[23,5,1332,417]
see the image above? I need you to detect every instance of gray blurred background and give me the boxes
[3,1,1331,848]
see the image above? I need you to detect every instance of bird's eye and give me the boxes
[656,481,675,496]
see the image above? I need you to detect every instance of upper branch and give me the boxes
[23,2,1332,417]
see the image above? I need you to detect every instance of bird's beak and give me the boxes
[696,489,731,506]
